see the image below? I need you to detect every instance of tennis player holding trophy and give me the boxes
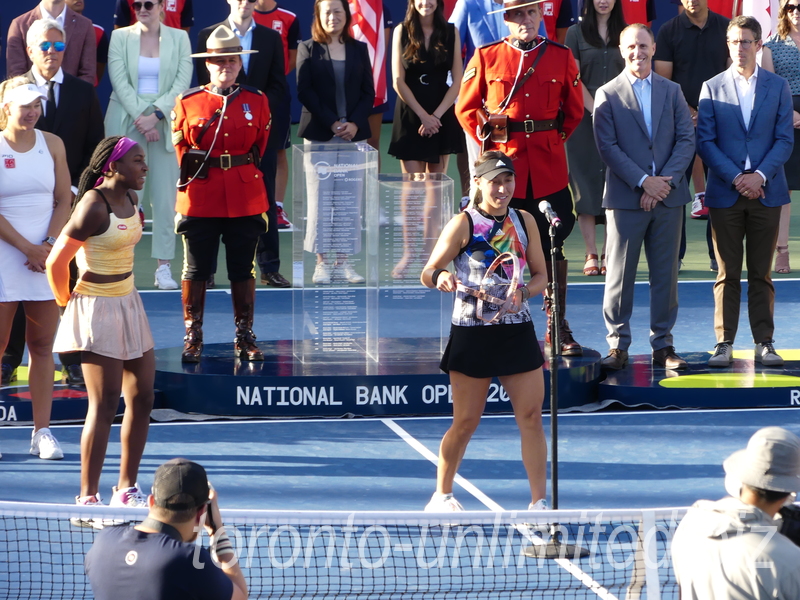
[421,150,549,513]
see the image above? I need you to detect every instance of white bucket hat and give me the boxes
[723,427,800,494]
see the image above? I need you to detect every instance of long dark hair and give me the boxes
[402,0,449,65]
[580,0,627,48]
[311,0,354,44]
[777,0,795,38]
[75,135,126,207]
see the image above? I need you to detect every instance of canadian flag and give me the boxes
[740,0,780,37]
[350,0,387,107]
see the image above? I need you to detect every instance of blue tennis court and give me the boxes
[3,407,799,510]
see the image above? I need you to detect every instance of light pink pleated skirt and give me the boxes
[53,289,154,361]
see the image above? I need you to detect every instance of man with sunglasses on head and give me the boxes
[697,15,794,369]
[85,458,247,600]
[6,0,96,84]
[114,0,193,33]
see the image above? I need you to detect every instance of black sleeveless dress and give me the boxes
[388,23,464,163]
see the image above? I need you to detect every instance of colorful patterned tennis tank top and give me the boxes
[452,207,531,327]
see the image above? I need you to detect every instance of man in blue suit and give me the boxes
[697,15,794,368]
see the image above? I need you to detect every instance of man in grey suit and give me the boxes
[593,24,695,370]
[697,16,794,368]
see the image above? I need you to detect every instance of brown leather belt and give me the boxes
[206,150,258,170]
[508,119,558,133]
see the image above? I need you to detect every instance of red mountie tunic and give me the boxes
[456,38,583,199]
[172,85,271,219]
[253,5,301,75]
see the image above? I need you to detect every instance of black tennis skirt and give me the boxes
[439,321,545,378]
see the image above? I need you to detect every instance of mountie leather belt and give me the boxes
[206,150,258,170]
[508,119,558,133]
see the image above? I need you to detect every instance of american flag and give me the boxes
[350,0,387,107]
[740,0,779,37]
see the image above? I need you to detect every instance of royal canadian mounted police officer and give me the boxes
[456,0,584,355]
[172,25,271,364]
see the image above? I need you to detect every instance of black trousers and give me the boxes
[255,149,280,274]
[509,184,576,261]
[177,214,267,282]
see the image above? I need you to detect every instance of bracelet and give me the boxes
[519,286,530,301]
[432,269,448,286]
[210,527,237,564]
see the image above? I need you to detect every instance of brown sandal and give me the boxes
[600,254,607,276]
[583,254,600,276]
[775,245,791,274]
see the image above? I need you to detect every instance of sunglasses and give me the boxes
[785,3,800,11]
[38,41,66,52]
[132,1,158,11]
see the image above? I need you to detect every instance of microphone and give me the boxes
[538,201,562,228]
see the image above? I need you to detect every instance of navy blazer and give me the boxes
[696,67,794,208]
[24,70,104,186]
[296,39,375,142]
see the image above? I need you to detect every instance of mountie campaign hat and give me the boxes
[152,458,210,510]
[191,25,259,58]
[475,153,516,181]
[723,427,800,494]
[488,0,547,15]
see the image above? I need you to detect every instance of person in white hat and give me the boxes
[0,77,72,461]
[672,426,800,599]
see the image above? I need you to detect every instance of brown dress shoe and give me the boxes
[601,349,629,370]
[261,272,291,288]
[652,346,687,370]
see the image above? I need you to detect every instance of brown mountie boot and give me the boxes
[543,259,583,356]
[231,279,264,361]
[181,279,206,363]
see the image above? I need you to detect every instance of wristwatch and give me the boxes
[43,236,57,246]
[154,108,165,120]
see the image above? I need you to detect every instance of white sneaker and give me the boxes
[30,428,64,460]
[708,342,733,368]
[337,261,365,284]
[154,263,179,290]
[312,262,331,284]
[110,483,148,508]
[424,492,464,512]
[755,342,784,367]
[525,498,552,532]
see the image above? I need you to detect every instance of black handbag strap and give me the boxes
[498,41,548,112]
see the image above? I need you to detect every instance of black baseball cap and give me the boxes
[475,154,515,180]
[152,458,210,510]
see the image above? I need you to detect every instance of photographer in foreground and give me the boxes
[672,427,800,599]
[85,458,247,600]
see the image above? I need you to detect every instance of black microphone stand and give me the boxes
[523,220,588,560]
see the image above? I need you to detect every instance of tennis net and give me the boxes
[0,501,686,600]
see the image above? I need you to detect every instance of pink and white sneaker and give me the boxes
[110,483,148,508]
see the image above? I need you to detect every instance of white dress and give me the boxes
[0,129,56,302]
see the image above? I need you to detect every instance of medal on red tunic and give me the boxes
[242,103,253,121]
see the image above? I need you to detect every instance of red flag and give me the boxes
[350,0,387,107]
[741,0,779,37]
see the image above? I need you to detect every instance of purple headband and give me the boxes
[94,137,139,187]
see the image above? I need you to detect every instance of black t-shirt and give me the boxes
[654,10,730,108]
[85,525,233,600]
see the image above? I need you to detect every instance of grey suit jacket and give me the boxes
[6,6,96,85]
[593,70,695,210]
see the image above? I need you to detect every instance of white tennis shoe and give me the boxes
[110,483,148,508]
[424,492,464,512]
[30,428,64,460]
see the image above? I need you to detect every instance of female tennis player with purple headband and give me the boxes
[421,150,549,512]
[47,136,155,511]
